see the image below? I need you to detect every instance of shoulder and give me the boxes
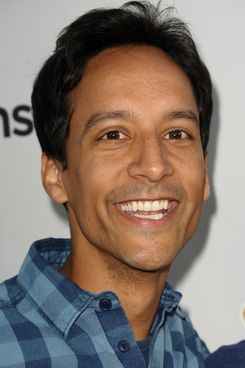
[0,275,23,306]
[0,275,25,325]
[164,305,209,359]
[162,284,209,358]
[0,277,29,359]
[205,340,245,368]
[0,278,30,366]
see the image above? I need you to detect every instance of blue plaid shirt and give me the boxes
[0,238,209,367]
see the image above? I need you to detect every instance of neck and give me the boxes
[60,240,169,341]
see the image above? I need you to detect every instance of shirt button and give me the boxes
[99,298,112,311]
[118,339,131,353]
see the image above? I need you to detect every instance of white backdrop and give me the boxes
[0,0,244,352]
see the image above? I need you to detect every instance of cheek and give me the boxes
[83,152,128,187]
[175,150,207,203]
[76,156,118,208]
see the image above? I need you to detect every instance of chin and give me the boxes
[124,256,172,274]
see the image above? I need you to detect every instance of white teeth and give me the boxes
[134,213,165,220]
[163,200,169,210]
[132,201,137,212]
[143,201,152,211]
[138,201,144,211]
[152,200,159,211]
[119,200,171,213]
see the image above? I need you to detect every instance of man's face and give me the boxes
[59,45,209,272]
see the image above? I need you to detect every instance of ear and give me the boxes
[41,153,68,204]
[203,153,210,202]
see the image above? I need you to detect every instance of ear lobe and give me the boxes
[41,153,68,204]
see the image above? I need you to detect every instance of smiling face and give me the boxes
[46,45,209,273]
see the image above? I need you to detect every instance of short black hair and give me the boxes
[32,0,213,168]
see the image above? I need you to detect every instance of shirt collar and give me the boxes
[160,282,182,311]
[17,238,182,336]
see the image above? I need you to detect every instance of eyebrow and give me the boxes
[84,110,133,131]
[162,110,199,124]
[83,108,199,132]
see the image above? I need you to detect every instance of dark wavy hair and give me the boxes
[32,1,213,168]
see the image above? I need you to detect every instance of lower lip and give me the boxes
[115,201,178,227]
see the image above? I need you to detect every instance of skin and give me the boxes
[42,45,209,340]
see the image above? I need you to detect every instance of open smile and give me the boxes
[116,199,177,221]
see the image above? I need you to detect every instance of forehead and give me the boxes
[83,45,186,78]
[67,45,198,122]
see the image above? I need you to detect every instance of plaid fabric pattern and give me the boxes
[0,238,209,367]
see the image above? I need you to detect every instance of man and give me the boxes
[205,340,245,367]
[0,1,212,367]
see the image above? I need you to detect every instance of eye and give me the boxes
[101,130,128,140]
[164,129,191,140]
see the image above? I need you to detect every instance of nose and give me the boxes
[127,135,174,182]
